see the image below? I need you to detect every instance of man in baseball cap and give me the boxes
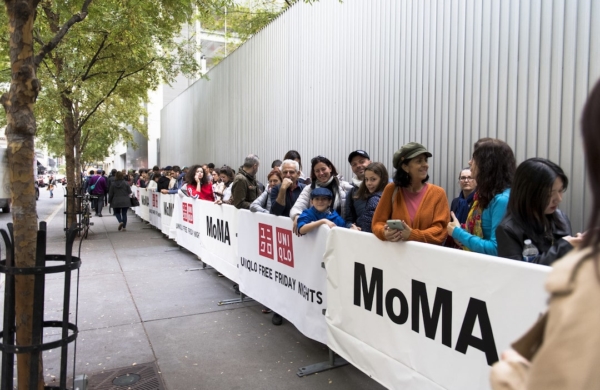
[344,150,371,229]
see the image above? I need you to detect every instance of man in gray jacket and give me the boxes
[231,154,261,209]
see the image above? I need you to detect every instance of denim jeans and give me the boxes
[113,207,129,228]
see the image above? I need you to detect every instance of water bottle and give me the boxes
[522,239,539,263]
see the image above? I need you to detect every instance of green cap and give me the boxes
[393,142,432,169]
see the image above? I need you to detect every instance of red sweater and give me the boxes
[372,183,450,244]
[187,182,214,201]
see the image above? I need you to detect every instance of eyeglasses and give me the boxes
[459,176,473,181]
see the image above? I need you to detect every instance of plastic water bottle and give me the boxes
[522,239,539,263]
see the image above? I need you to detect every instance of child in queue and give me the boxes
[297,188,346,235]
[351,162,388,233]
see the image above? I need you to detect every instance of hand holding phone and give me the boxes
[387,220,405,230]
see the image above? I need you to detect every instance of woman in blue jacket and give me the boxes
[447,139,516,255]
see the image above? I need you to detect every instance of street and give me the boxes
[0,184,66,254]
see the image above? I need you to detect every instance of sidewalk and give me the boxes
[16,208,385,389]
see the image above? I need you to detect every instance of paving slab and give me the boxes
[145,308,384,390]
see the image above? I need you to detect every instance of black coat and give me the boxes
[108,179,132,208]
[496,209,573,266]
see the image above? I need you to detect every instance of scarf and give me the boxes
[454,190,476,224]
[351,175,362,187]
[462,192,483,252]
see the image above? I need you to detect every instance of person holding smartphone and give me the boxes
[372,143,450,244]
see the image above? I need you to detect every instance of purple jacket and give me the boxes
[89,175,108,195]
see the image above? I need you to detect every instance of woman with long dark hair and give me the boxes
[372,142,449,244]
[447,139,515,255]
[496,158,581,265]
[185,164,213,200]
[490,79,600,390]
[290,156,351,233]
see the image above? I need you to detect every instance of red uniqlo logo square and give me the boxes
[152,193,158,208]
[258,223,274,259]
[276,228,294,268]
[183,203,193,223]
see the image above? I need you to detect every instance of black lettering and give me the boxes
[353,263,383,316]
[385,288,409,324]
[411,280,452,347]
[455,298,499,366]
[316,291,323,305]
[206,216,212,236]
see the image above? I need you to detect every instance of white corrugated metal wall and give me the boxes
[160,0,600,231]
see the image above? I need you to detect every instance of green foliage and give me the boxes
[0,0,233,165]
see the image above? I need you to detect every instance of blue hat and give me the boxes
[311,187,333,199]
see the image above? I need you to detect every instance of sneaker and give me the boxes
[272,313,283,326]
[122,228,126,232]
[97,214,103,217]
[118,222,123,231]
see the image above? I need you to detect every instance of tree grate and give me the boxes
[87,362,165,390]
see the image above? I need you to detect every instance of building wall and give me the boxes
[160,0,600,231]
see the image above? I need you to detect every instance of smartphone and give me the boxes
[387,220,405,230]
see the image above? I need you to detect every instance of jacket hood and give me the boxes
[113,180,128,188]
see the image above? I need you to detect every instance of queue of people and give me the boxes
[113,138,582,267]
[80,79,600,389]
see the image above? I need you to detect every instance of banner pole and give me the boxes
[296,348,348,377]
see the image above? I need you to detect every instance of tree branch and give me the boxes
[77,59,155,131]
[34,0,94,66]
[81,33,109,81]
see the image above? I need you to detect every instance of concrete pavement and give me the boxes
[4,207,385,389]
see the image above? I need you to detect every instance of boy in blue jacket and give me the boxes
[297,187,346,235]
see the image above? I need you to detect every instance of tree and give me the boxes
[0,0,230,387]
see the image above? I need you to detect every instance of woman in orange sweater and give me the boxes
[372,143,450,244]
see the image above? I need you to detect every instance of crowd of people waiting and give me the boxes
[78,79,600,389]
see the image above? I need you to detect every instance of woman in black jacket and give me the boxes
[108,171,133,231]
[496,158,582,265]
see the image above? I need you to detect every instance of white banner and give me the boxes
[237,211,329,344]
[324,229,551,390]
[160,194,175,238]
[138,187,150,221]
[148,191,161,228]
[195,201,240,283]
[173,196,202,257]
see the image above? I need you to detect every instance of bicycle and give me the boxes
[80,193,94,239]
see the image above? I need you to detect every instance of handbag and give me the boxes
[130,196,140,207]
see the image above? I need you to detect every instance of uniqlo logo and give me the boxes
[258,223,274,259]
[152,193,158,208]
[183,203,193,223]
[276,228,294,268]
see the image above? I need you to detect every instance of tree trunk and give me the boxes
[63,95,78,228]
[1,1,44,388]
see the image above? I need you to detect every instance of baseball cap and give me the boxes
[393,143,432,169]
[348,150,370,163]
[311,187,333,199]
[164,166,173,170]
